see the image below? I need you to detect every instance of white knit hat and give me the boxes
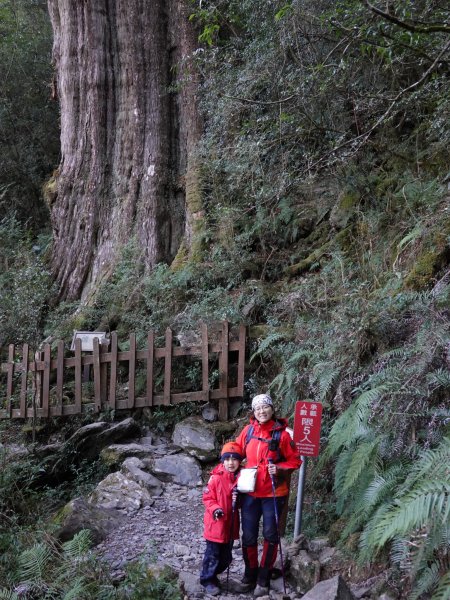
[251,394,273,410]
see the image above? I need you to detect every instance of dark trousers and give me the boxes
[241,494,286,587]
[241,494,286,546]
[200,540,233,586]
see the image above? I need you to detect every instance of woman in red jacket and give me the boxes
[236,394,301,597]
[200,441,242,596]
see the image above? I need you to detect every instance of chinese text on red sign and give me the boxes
[293,401,323,457]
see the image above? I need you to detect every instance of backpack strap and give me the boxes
[244,422,283,462]
[245,425,254,447]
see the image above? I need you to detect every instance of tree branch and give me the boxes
[362,0,450,34]
[299,38,450,174]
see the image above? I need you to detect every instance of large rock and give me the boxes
[0,443,29,462]
[178,570,204,598]
[300,575,355,600]
[288,549,320,594]
[121,457,163,496]
[54,497,126,544]
[47,418,140,477]
[88,471,154,513]
[100,442,156,466]
[100,437,181,467]
[172,416,237,462]
[145,454,202,487]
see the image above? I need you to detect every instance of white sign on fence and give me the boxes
[70,331,109,352]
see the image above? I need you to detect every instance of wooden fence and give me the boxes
[0,322,246,421]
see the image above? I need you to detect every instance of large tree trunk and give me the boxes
[47,0,202,301]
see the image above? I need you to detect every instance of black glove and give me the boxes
[213,509,224,520]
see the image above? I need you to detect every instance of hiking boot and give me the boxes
[226,578,254,593]
[240,566,258,591]
[236,579,256,594]
[253,584,270,597]
[203,583,220,596]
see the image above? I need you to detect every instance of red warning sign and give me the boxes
[293,401,323,457]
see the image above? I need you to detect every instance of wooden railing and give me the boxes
[0,322,246,421]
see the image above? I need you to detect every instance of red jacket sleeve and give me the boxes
[203,474,222,516]
[277,430,302,471]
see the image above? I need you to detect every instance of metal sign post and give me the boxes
[293,401,323,537]
[294,455,307,538]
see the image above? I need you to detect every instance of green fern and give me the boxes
[59,576,90,600]
[311,361,341,402]
[399,437,450,492]
[250,332,286,362]
[372,479,450,549]
[18,542,53,583]
[432,572,450,600]
[327,385,388,456]
[342,439,380,494]
[410,561,441,600]
[334,448,354,511]
[427,368,450,390]
[0,591,19,600]
[62,529,92,559]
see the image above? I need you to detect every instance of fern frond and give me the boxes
[341,464,404,539]
[311,362,341,402]
[18,542,53,583]
[334,449,354,513]
[372,480,450,549]
[250,333,286,362]
[431,571,450,600]
[62,530,92,559]
[342,439,379,494]
[270,372,285,392]
[359,502,394,563]
[0,591,19,600]
[427,368,450,389]
[327,385,387,455]
[363,464,405,512]
[287,349,313,365]
[410,561,440,600]
[60,577,90,600]
[390,536,409,566]
[400,437,450,492]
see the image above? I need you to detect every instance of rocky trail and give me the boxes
[95,481,295,599]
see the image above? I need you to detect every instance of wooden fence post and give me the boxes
[164,328,172,406]
[202,323,209,402]
[42,344,51,417]
[93,337,101,412]
[109,332,118,410]
[74,338,82,414]
[237,324,246,397]
[6,344,14,418]
[218,321,229,421]
[146,330,154,407]
[128,333,136,409]
[55,340,64,416]
[33,349,43,419]
[19,343,29,418]
[100,341,108,405]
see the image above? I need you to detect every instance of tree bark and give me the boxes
[47,0,202,301]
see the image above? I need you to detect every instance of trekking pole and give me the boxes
[226,487,238,592]
[268,459,287,594]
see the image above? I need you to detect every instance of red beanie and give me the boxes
[220,441,243,461]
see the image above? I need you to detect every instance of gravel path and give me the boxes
[95,482,296,599]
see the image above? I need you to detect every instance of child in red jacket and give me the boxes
[199,441,243,596]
